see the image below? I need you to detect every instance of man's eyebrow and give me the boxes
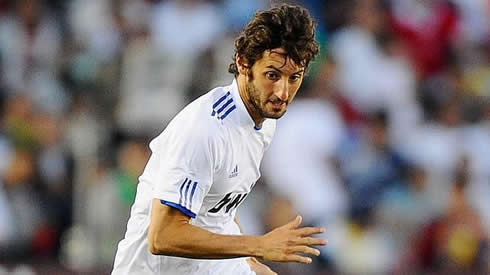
[265,65,304,74]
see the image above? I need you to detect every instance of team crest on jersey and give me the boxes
[229,165,239,178]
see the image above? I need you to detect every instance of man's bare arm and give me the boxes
[148,199,326,263]
[234,215,278,275]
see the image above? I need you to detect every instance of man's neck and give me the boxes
[236,76,265,127]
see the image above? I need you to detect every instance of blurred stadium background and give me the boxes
[0,0,489,274]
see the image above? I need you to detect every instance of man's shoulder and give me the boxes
[165,84,234,137]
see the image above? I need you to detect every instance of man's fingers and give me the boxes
[284,215,302,229]
[296,237,327,246]
[295,226,325,237]
[283,254,312,264]
[248,258,277,275]
[293,245,321,256]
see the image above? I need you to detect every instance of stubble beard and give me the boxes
[246,80,286,120]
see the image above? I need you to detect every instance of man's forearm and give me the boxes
[149,200,326,264]
[149,221,263,259]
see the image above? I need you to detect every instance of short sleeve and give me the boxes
[150,116,221,218]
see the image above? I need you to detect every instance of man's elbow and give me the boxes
[148,229,175,256]
[148,237,162,255]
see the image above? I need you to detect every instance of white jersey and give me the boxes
[112,79,276,275]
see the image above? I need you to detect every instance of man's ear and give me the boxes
[236,56,250,75]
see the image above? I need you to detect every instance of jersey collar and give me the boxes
[230,79,263,131]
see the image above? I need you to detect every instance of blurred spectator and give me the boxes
[0,95,73,261]
[388,0,460,78]
[464,100,490,236]
[463,41,490,98]
[69,0,123,62]
[447,0,489,45]
[83,139,149,267]
[396,158,488,274]
[150,0,224,58]
[115,0,227,136]
[1,148,42,259]
[330,0,387,113]
[337,110,409,219]
[376,166,439,262]
[35,113,74,256]
[327,210,397,275]
[0,0,66,115]
[330,0,420,146]
[115,29,186,135]
[403,79,466,213]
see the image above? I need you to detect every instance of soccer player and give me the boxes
[112,4,324,275]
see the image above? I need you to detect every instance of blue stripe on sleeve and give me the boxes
[160,200,196,218]
[183,181,191,208]
[178,178,188,206]
[220,105,236,120]
[189,182,198,210]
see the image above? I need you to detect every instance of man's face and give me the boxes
[243,48,305,119]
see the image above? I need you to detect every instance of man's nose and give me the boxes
[274,80,289,101]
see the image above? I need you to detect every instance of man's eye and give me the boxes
[290,74,301,82]
[266,72,279,80]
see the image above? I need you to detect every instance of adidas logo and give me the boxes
[229,165,239,178]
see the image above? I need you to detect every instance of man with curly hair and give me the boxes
[112,4,324,275]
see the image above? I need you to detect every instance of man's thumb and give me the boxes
[285,215,302,229]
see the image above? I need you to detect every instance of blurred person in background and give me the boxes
[0,0,66,115]
[388,0,460,79]
[451,0,490,45]
[376,165,438,263]
[326,109,409,275]
[464,98,490,241]
[402,92,465,215]
[327,207,397,275]
[463,41,490,99]
[0,92,74,262]
[329,0,421,146]
[330,0,388,113]
[83,139,149,267]
[0,148,40,260]
[0,95,43,260]
[396,157,488,274]
[116,0,225,136]
[337,109,409,224]
[34,112,74,258]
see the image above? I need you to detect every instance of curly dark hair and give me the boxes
[228,4,320,77]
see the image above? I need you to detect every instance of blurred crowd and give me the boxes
[0,0,489,274]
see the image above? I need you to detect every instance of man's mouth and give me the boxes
[267,102,287,113]
[268,101,286,108]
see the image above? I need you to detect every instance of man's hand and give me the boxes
[247,257,277,275]
[258,216,326,264]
